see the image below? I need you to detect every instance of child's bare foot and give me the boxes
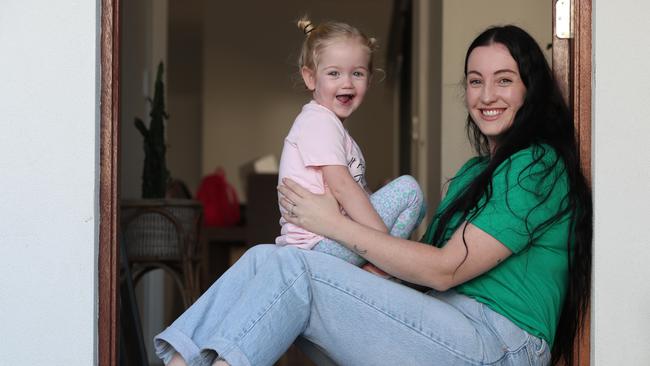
[212,359,229,366]
[362,263,391,278]
[362,263,402,283]
[168,353,188,366]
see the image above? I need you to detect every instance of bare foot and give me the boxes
[362,263,391,279]
[212,360,229,366]
[168,353,188,366]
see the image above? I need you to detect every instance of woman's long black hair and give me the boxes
[426,25,592,366]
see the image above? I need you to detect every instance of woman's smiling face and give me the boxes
[465,42,526,150]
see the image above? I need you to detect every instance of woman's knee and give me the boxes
[237,245,307,278]
[266,246,311,275]
[274,245,304,261]
[241,244,277,263]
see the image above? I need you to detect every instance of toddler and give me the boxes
[277,16,426,266]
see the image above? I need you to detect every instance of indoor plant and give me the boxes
[134,61,170,199]
[121,61,203,308]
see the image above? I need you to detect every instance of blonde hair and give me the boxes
[297,16,378,74]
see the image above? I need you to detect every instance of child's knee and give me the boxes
[395,175,420,190]
[395,175,424,201]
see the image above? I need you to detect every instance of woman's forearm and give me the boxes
[325,215,456,290]
[279,178,511,290]
[324,216,511,291]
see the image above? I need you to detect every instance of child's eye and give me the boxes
[327,71,340,77]
[353,71,366,78]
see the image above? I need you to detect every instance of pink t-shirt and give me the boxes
[276,101,368,249]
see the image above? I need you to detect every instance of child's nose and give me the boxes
[342,75,353,87]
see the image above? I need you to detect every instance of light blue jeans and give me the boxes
[313,175,427,266]
[154,245,551,365]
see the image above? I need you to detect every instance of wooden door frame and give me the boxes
[99,0,120,365]
[553,0,592,182]
[98,1,593,364]
[553,0,592,364]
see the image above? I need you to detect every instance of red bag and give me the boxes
[196,168,241,227]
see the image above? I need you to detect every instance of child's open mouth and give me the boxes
[336,94,354,104]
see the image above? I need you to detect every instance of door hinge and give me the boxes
[555,0,573,39]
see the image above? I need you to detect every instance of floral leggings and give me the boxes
[312,175,427,266]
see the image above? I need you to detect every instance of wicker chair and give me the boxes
[121,199,203,308]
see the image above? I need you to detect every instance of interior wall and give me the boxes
[120,0,149,199]
[416,0,443,222]
[592,0,650,364]
[167,0,204,195]
[120,1,169,363]
[121,0,169,200]
[202,0,395,201]
[439,0,551,189]
[0,1,98,364]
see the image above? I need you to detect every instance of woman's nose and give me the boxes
[480,84,496,103]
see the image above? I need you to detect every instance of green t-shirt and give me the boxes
[421,144,571,346]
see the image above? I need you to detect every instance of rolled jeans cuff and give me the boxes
[154,326,206,365]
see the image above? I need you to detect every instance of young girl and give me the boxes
[276,17,426,266]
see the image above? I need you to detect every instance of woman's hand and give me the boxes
[278,178,345,237]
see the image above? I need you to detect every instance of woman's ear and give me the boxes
[301,66,316,91]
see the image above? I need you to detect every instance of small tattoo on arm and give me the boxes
[353,245,367,255]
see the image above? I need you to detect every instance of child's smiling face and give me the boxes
[301,38,371,121]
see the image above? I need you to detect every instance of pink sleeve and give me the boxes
[295,113,347,167]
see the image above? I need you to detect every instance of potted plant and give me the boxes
[120,61,203,307]
[134,62,170,199]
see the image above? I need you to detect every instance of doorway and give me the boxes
[99,1,592,364]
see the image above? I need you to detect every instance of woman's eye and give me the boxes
[468,79,482,86]
[498,78,513,85]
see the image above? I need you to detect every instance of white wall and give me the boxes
[592,1,650,364]
[0,1,98,364]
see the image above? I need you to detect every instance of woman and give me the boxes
[155,25,592,366]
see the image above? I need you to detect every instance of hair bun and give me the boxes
[303,23,315,35]
[297,16,315,36]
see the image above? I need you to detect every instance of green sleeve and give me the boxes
[469,146,569,253]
